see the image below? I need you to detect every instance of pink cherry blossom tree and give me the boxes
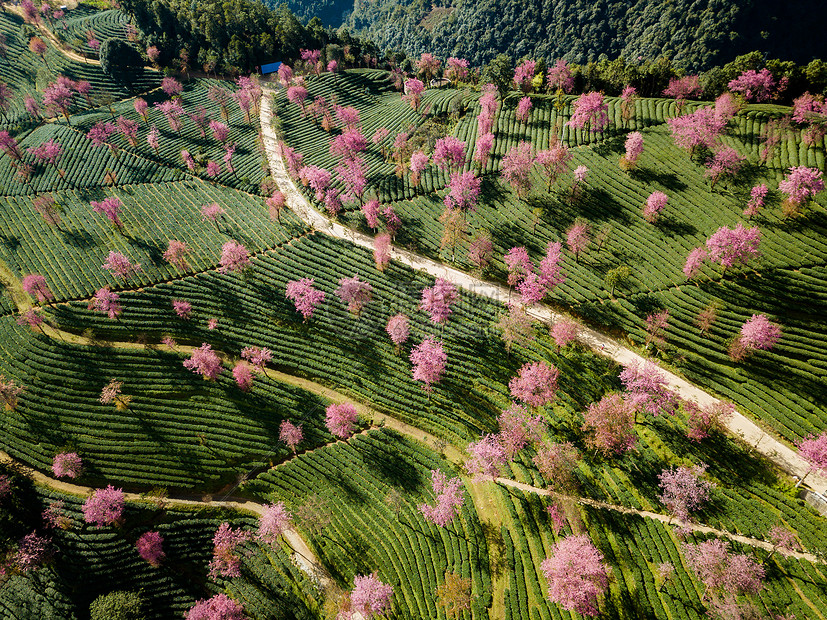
[444,170,481,211]
[374,233,391,271]
[183,343,223,380]
[218,240,250,274]
[582,392,637,455]
[402,78,425,111]
[540,535,610,617]
[663,75,703,113]
[509,361,559,407]
[445,57,470,84]
[52,452,82,478]
[279,420,303,453]
[705,147,744,188]
[419,469,465,526]
[738,314,782,353]
[683,539,764,600]
[643,191,668,224]
[163,240,190,270]
[550,321,578,350]
[326,402,358,439]
[385,314,410,351]
[258,502,292,545]
[513,59,537,92]
[516,96,532,123]
[88,287,122,319]
[667,107,726,155]
[473,132,495,170]
[743,184,769,219]
[683,247,708,279]
[728,69,775,103]
[240,346,272,372]
[500,141,535,197]
[705,223,761,271]
[504,246,533,288]
[209,522,251,578]
[796,432,827,487]
[685,400,734,442]
[658,463,714,522]
[619,359,677,419]
[409,150,429,187]
[497,403,545,458]
[778,166,824,216]
[232,362,254,392]
[186,594,245,620]
[433,136,467,172]
[91,196,124,230]
[468,234,494,271]
[539,241,566,290]
[546,59,574,93]
[335,275,372,315]
[620,131,644,171]
[465,434,507,480]
[136,531,165,566]
[102,251,141,280]
[21,274,54,304]
[285,278,326,321]
[533,441,581,492]
[567,92,609,140]
[410,337,446,390]
[566,220,591,260]
[14,531,53,572]
[82,485,125,527]
[644,309,670,348]
[420,278,459,324]
[349,573,394,619]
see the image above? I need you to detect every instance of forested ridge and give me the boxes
[263,0,827,71]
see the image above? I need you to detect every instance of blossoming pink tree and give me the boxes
[419,469,465,527]
[91,196,124,230]
[433,136,467,172]
[444,170,481,211]
[82,485,125,527]
[619,359,677,419]
[567,92,609,142]
[279,419,303,453]
[335,275,372,315]
[509,361,559,407]
[778,166,824,216]
[136,531,165,566]
[497,403,544,458]
[386,314,409,351]
[705,223,761,271]
[326,402,358,439]
[667,107,726,155]
[402,78,425,111]
[464,434,506,480]
[550,321,578,351]
[420,278,459,324]
[348,573,394,619]
[88,287,122,319]
[796,432,827,487]
[185,594,245,620]
[705,147,744,188]
[102,251,141,280]
[500,142,535,197]
[285,278,325,321]
[643,191,668,224]
[582,392,637,455]
[258,501,292,545]
[208,522,250,578]
[685,400,734,442]
[728,69,775,102]
[516,96,532,123]
[163,240,190,270]
[533,441,581,491]
[566,220,591,260]
[683,539,764,601]
[658,464,714,522]
[663,75,703,113]
[218,240,250,274]
[21,274,54,304]
[183,343,223,380]
[410,337,446,390]
[540,535,610,616]
[513,59,537,92]
[232,362,254,392]
[52,452,82,478]
[743,184,769,219]
[620,131,644,171]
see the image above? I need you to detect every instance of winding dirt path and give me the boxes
[495,478,823,564]
[259,92,827,498]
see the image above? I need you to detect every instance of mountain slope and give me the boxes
[341,0,826,70]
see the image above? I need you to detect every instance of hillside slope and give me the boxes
[340,0,826,70]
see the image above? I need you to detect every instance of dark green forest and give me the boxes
[267,0,826,71]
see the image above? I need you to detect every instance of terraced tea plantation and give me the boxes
[0,4,826,620]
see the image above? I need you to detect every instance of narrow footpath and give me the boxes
[259,91,827,498]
